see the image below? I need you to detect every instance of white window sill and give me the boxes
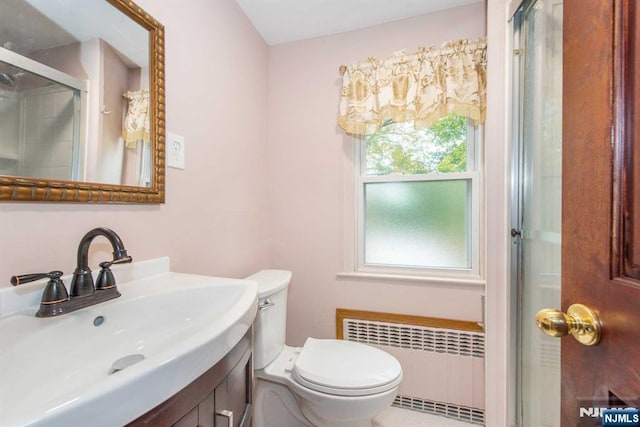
[336,271,486,287]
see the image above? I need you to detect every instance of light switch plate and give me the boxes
[167,132,185,169]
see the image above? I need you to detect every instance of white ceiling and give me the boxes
[25,0,149,67]
[1,0,148,68]
[233,0,483,45]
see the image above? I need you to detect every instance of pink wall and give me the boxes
[266,3,488,345]
[1,1,489,353]
[0,0,270,286]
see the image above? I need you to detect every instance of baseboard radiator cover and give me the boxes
[393,395,485,425]
[337,309,485,425]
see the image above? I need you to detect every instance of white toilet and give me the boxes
[247,270,403,427]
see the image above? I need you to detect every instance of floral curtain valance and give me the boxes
[122,89,151,148]
[338,37,487,136]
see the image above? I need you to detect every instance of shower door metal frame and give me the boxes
[510,3,526,425]
[0,46,87,182]
[510,0,524,426]
[510,0,563,425]
[0,47,87,93]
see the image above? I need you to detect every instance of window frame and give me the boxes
[353,119,483,281]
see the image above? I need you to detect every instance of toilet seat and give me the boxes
[291,338,402,397]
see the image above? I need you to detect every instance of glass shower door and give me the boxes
[512,0,563,426]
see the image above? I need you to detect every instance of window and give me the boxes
[356,115,481,278]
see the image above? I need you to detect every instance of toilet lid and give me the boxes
[292,338,402,396]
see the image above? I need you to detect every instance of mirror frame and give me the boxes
[0,0,165,203]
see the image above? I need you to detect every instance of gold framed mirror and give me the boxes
[0,0,165,203]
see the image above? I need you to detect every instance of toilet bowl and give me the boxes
[247,270,402,427]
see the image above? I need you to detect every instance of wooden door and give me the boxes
[562,0,640,425]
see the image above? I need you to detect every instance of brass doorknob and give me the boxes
[535,303,601,346]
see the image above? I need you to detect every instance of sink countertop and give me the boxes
[0,257,258,427]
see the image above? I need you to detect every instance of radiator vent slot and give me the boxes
[393,395,485,425]
[343,318,485,358]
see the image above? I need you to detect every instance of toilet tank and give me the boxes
[246,270,292,370]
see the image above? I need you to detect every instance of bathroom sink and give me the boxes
[0,267,258,427]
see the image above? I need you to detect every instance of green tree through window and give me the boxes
[365,114,468,176]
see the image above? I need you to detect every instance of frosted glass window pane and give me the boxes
[364,180,471,269]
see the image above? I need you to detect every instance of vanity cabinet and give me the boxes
[128,329,252,427]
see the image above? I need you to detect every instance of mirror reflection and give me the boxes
[0,0,152,187]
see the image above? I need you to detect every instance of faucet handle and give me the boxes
[11,271,69,307]
[40,275,70,305]
[11,270,63,286]
[96,261,117,290]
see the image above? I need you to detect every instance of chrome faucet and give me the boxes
[10,227,132,317]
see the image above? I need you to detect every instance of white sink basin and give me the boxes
[0,264,258,427]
